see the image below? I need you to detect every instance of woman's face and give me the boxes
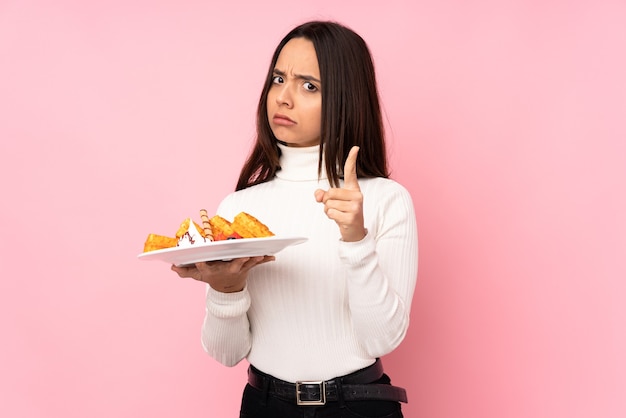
[267,37,322,147]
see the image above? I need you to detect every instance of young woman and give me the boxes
[172,21,418,418]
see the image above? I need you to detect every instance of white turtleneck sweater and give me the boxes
[201,143,418,382]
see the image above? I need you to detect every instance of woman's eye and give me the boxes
[303,82,317,92]
[272,75,283,84]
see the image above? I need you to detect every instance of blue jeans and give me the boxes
[239,374,404,418]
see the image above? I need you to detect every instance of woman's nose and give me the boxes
[275,85,293,108]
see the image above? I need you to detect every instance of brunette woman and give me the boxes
[173,20,418,418]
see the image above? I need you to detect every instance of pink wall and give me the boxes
[1,1,624,417]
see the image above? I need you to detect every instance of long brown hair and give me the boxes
[236,21,389,190]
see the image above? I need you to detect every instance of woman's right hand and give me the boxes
[171,255,275,293]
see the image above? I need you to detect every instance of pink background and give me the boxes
[1,1,625,417]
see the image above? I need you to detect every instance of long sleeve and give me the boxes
[339,183,418,357]
[200,280,252,366]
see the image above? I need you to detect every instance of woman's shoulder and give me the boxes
[360,176,415,210]
[216,181,275,214]
[359,176,411,196]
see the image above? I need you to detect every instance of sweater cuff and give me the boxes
[205,285,251,319]
[338,230,376,270]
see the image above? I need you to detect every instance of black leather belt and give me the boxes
[247,359,408,406]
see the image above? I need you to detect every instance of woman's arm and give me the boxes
[340,184,418,357]
[200,285,252,366]
[171,194,273,366]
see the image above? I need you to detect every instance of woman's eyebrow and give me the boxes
[273,68,321,84]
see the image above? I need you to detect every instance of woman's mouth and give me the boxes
[273,113,296,126]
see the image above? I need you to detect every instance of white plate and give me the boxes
[137,236,308,266]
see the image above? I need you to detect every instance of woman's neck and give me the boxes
[276,142,327,182]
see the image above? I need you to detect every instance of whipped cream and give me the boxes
[177,218,208,247]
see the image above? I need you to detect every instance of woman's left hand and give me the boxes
[314,146,366,242]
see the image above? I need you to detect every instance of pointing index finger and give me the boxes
[343,146,360,190]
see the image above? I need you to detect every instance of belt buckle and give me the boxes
[295,381,326,406]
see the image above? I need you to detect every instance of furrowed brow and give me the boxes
[273,68,321,84]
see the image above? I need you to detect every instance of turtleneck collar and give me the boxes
[276,142,328,182]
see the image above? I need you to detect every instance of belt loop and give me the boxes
[336,378,346,408]
[260,375,270,407]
